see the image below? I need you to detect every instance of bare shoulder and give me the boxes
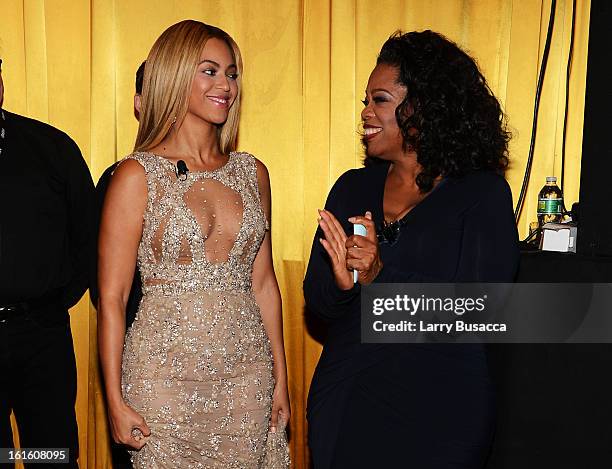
[253,157,270,182]
[107,158,147,198]
[248,156,272,224]
[252,156,271,198]
[112,158,145,181]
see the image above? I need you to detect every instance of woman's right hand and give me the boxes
[318,209,354,290]
[108,400,151,450]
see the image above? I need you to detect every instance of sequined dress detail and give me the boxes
[120,152,287,468]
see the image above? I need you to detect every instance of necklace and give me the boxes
[0,110,5,156]
[378,201,417,246]
[377,213,411,246]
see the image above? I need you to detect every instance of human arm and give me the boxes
[453,176,519,282]
[97,159,150,448]
[90,164,118,306]
[252,159,290,430]
[303,172,361,321]
[62,135,97,309]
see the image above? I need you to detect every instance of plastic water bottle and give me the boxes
[537,176,563,227]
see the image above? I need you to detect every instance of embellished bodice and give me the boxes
[122,151,268,295]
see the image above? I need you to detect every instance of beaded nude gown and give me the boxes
[119,151,289,468]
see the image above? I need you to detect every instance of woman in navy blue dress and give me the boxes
[304,30,519,468]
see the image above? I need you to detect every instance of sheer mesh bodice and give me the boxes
[119,152,289,468]
[129,151,268,295]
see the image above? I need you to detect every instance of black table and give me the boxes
[486,250,612,469]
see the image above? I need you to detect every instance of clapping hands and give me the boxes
[317,209,383,289]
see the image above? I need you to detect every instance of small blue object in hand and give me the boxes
[353,223,367,283]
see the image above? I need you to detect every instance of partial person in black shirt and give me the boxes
[304,31,519,468]
[0,58,96,467]
[92,61,145,332]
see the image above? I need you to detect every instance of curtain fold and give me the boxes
[0,1,590,467]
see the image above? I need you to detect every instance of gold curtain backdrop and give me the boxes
[0,1,590,467]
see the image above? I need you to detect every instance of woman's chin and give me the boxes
[363,143,376,159]
[365,149,387,160]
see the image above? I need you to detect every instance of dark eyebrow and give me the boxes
[198,59,237,69]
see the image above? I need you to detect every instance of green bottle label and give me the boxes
[538,198,562,214]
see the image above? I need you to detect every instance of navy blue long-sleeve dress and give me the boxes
[304,161,519,469]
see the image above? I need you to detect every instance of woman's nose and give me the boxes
[361,103,373,121]
[217,75,230,92]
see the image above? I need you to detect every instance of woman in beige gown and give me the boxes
[98,20,290,468]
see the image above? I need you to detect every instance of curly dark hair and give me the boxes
[366,30,510,192]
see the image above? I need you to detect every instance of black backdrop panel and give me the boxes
[577,0,612,256]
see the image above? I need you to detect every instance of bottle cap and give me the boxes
[546,176,557,183]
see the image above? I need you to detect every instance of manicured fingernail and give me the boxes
[348,217,356,223]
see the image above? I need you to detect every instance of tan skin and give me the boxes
[133,93,141,120]
[318,63,437,289]
[98,38,290,450]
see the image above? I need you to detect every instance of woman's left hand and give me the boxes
[270,380,290,433]
[346,211,383,285]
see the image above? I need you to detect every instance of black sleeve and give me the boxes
[303,172,361,321]
[453,177,519,282]
[61,135,96,309]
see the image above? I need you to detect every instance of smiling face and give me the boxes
[187,37,238,126]
[361,63,408,160]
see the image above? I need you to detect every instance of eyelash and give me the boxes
[362,96,387,106]
[203,69,238,80]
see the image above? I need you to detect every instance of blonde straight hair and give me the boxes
[134,20,243,154]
